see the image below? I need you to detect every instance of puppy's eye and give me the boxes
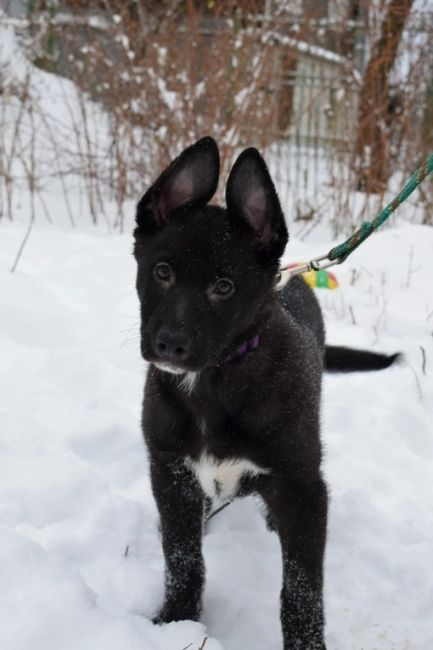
[211,278,235,298]
[153,262,173,284]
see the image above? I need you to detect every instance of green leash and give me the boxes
[283,153,433,277]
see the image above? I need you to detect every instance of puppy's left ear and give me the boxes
[135,136,219,234]
[226,147,288,260]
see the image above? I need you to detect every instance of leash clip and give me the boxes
[276,253,343,290]
[308,254,342,272]
[281,254,342,277]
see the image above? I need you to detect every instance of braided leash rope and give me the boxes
[282,153,433,278]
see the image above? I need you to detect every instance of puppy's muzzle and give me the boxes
[153,327,191,363]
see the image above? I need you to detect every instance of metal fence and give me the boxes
[1,4,432,231]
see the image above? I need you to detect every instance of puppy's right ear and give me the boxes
[135,137,219,234]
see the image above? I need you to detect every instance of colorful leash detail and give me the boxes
[282,153,433,279]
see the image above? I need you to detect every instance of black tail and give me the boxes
[324,345,400,373]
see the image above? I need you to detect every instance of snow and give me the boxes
[1,216,433,650]
[263,31,348,66]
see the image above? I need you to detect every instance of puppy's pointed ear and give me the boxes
[226,147,288,259]
[136,136,219,233]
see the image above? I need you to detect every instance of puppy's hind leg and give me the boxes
[150,453,205,624]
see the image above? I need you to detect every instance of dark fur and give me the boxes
[133,137,397,649]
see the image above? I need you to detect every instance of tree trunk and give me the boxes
[354,0,413,194]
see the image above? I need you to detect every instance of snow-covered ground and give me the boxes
[1,214,433,650]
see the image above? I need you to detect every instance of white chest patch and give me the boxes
[188,453,269,499]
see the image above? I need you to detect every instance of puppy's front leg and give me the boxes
[261,476,328,650]
[150,453,205,624]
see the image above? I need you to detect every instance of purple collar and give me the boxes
[222,335,260,365]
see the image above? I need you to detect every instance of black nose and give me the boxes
[154,328,191,362]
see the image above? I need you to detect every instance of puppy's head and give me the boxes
[133,136,288,372]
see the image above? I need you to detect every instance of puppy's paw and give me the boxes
[151,612,168,625]
[152,604,201,625]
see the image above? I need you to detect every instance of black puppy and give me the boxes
[133,137,396,649]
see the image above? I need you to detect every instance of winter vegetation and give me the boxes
[1,0,433,233]
[1,1,433,650]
